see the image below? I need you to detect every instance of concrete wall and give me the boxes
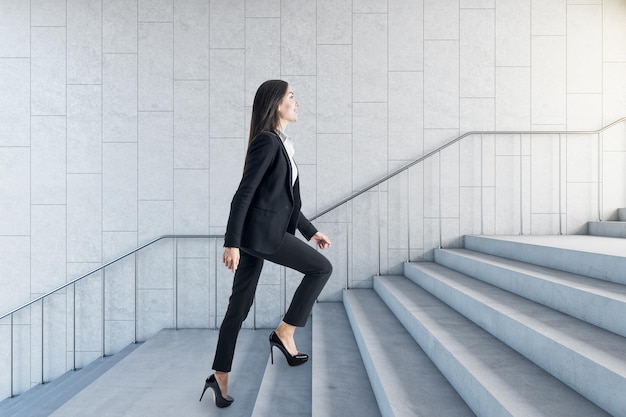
[1,0,626,396]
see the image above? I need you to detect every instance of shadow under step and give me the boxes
[434,248,626,338]
[343,288,475,417]
[312,302,381,417]
[464,234,626,285]
[374,275,614,417]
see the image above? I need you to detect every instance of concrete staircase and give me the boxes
[343,222,626,416]
[3,219,626,416]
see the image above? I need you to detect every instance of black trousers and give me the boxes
[212,233,333,372]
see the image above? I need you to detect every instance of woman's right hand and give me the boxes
[222,247,240,273]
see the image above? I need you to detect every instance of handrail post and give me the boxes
[73,282,76,370]
[598,131,604,221]
[559,134,563,235]
[41,300,44,384]
[134,252,138,343]
[406,169,411,262]
[438,150,442,249]
[174,238,178,330]
[102,269,106,357]
[214,240,218,330]
[519,133,524,235]
[480,134,484,235]
[10,313,14,397]
[346,221,350,289]
[377,185,381,276]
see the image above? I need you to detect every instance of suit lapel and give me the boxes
[271,131,295,203]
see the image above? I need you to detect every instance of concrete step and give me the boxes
[343,288,475,417]
[374,275,613,417]
[588,220,626,238]
[47,329,269,417]
[464,234,626,285]
[404,263,626,417]
[251,320,313,417]
[0,342,140,417]
[619,208,626,221]
[434,248,626,338]
[312,302,381,417]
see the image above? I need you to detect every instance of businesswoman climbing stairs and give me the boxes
[199,79,333,408]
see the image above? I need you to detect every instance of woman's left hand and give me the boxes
[311,232,331,250]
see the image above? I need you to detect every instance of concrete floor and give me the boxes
[43,308,381,417]
[48,329,272,417]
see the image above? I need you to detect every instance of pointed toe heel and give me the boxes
[269,331,308,367]
[199,374,234,408]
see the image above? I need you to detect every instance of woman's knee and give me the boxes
[318,256,333,277]
[303,254,332,278]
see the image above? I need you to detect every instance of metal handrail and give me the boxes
[2,117,625,319]
[2,118,625,399]
[0,234,222,321]
[310,117,626,221]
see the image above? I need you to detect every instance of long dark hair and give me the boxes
[248,80,288,146]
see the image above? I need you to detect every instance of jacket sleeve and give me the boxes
[297,211,318,241]
[224,134,277,248]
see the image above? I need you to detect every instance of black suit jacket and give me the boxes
[224,131,318,254]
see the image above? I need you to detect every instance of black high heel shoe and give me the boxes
[269,331,308,366]
[199,374,234,408]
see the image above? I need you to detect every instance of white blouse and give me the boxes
[276,129,298,186]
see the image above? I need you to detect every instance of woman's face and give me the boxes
[277,86,299,128]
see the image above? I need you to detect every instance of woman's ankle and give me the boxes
[213,372,229,394]
[275,321,296,337]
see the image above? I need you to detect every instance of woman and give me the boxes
[199,80,333,408]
